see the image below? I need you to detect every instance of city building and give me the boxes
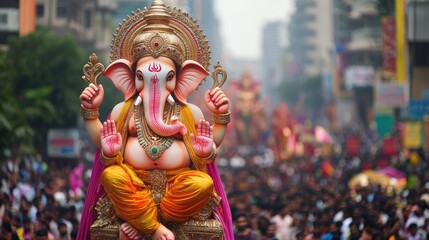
[262,21,287,103]
[288,0,334,77]
[113,0,150,26]
[36,0,117,62]
[0,1,19,48]
[187,0,222,69]
[0,0,37,49]
[407,0,429,100]
[343,0,381,129]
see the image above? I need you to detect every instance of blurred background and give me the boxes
[1,0,429,239]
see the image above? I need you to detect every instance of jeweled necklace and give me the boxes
[134,102,180,160]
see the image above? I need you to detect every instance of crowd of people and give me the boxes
[0,154,87,240]
[225,146,429,240]
[0,132,428,240]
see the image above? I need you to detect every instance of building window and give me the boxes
[57,0,68,18]
[37,4,44,18]
[85,10,92,28]
[57,7,67,18]
[0,14,7,24]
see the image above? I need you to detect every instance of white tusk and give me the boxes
[134,96,143,106]
[167,95,175,104]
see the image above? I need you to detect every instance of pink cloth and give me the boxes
[207,162,234,239]
[76,150,105,240]
[69,163,84,193]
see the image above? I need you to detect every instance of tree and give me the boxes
[0,49,34,159]
[2,27,88,158]
[1,27,122,159]
[7,27,86,126]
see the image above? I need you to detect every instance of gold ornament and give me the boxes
[192,193,221,221]
[134,103,180,160]
[211,62,227,90]
[80,104,99,120]
[90,196,120,240]
[147,169,167,205]
[110,0,211,70]
[212,110,231,125]
[132,32,185,66]
[200,148,217,164]
[100,151,123,167]
[82,53,105,85]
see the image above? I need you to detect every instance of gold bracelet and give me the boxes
[80,104,99,120]
[212,110,231,124]
[200,148,217,164]
[100,151,123,166]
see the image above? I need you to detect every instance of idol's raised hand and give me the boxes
[79,83,104,109]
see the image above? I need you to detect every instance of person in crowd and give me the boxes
[57,221,71,240]
[34,229,49,240]
[406,223,424,240]
[234,212,258,240]
[271,204,293,240]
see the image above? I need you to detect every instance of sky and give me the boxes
[214,0,294,60]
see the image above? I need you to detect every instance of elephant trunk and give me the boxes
[143,80,187,137]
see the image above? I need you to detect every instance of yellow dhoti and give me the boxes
[100,164,214,235]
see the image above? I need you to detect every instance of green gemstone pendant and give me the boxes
[151,147,158,154]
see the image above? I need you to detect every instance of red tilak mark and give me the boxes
[148,63,162,72]
[150,75,159,84]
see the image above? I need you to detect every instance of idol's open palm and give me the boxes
[100,120,122,157]
[190,119,214,157]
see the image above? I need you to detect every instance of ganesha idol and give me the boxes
[77,1,233,239]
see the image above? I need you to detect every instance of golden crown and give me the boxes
[110,0,211,69]
[132,32,185,66]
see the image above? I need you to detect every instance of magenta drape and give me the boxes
[76,150,105,240]
[207,162,234,240]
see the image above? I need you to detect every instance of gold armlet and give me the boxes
[212,110,231,125]
[100,151,123,167]
[200,148,217,164]
[80,104,99,120]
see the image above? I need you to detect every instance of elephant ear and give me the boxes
[174,60,209,104]
[103,59,136,101]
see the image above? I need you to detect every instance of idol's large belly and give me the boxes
[124,137,191,170]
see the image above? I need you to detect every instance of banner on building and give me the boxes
[403,121,422,149]
[382,17,396,79]
[376,82,406,107]
[408,100,429,120]
[344,66,374,89]
[375,107,394,138]
[346,136,361,157]
[383,137,399,156]
[424,117,429,150]
[47,129,80,158]
[395,0,406,82]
